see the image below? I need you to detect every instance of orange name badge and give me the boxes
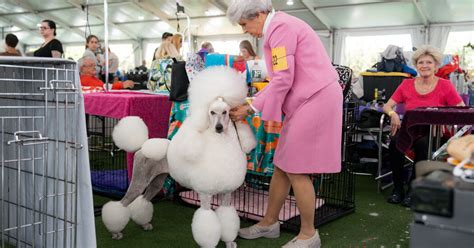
[271,46,288,71]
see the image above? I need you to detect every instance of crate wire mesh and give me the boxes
[86,115,128,198]
[0,58,94,248]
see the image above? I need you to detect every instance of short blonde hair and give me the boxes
[171,34,183,51]
[154,41,180,60]
[412,45,443,67]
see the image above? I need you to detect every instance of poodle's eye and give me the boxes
[223,111,227,115]
[210,111,216,115]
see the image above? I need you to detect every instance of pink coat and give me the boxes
[252,12,342,174]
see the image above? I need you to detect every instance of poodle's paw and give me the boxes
[215,206,239,242]
[192,208,221,248]
[112,232,123,240]
[225,241,237,248]
[142,223,153,231]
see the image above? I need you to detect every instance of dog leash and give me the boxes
[232,121,244,153]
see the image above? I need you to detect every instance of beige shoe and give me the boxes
[238,222,280,239]
[282,230,321,248]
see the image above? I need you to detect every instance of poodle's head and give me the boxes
[208,97,231,133]
[187,66,248,132]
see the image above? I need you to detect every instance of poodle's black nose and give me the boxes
[215,123,223,133]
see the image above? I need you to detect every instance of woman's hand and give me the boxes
[390,113,401,136]
[230,104,251,122]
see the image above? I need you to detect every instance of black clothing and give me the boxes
[33,39,63,57]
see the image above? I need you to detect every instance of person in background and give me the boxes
[154,42,181,61]
[82,35,103,76]
[383,44,464,207]
[162,32,173,42]
[101,46,119,83]
[136,59,148,72]
[171,33,183,54]
[152,32,174,61]
[199,41,215,53]
[79,57,134,90]
[33,20,63,58]
[227,0,342,247]
[0,33,21,56]
[239,40,259,60]
[197,41,214,63]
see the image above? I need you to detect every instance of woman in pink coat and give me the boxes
[227,1,342,247]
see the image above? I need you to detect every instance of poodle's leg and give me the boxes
[192,193,221,248]
[234,121,257,153]
[121,150,151,206]
[129,173,169,231]
[101,150,150,238]
[216,193,239,248]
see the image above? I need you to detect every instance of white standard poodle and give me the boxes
[167,66,257,248]
[102,66,257,247]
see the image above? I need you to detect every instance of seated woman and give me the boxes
[383,45,464,207]
[239,40,259,61]
[79,57,134,91]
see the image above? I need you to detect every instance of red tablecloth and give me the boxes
[397,106,474,153]
[84,91,172,179]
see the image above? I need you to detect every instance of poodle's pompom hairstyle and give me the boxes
[113,116,148,152]
[216,206,240,242]
[101,201,131,234]
[191,208,221,247]
[141,138,170,161]
[187,66,247,131]
[128,195,154,226]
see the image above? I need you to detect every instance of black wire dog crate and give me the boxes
[177,102,357,232]
[86,115,128,198]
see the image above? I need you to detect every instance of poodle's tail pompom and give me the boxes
[112,116,149,153]
[216,206,240,242]
[128,195,154,230]
[101,201,131,235]
[141,138,170,161]
[192,208,221,248]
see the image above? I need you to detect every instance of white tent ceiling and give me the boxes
[0,0,472,46]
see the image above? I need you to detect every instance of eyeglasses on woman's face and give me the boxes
[39,26,50,30]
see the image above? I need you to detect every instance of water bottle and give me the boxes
[251,61,263,82]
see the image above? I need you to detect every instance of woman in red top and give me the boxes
[383,45,464,206]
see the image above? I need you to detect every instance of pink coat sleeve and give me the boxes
[252,24,297,122]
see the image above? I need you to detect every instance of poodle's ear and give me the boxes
[187,108,209,132]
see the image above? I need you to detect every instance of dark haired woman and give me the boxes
[83,34,103,76]
[33,19,63,58]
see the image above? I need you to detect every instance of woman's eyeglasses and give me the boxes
[39,26,50,30]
